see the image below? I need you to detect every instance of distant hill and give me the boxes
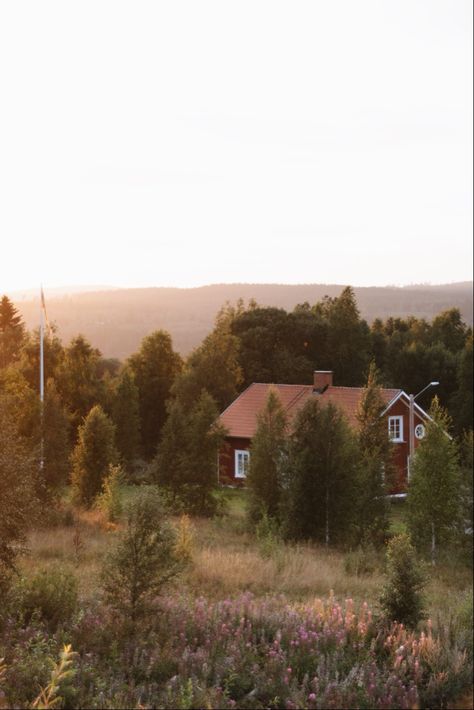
[12,282,473,360]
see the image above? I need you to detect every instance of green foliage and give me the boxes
[128,330,182,459]
[0,397,36,591]
[154,391,227,515]
[18,327,64,393]
[284,398,358,545]
[450,334,473,434]
[0,294,25,368]
[407,398,461,565]
[380,533,426,627]
[95,464,124,522]
[255,513,282,560]
[322,286,371,385]
[353,363,392,546]
[110,367,140,465]
[56,335,106,437]
[101,488,180,622]
[71,405,119,507]
[17,566,78,630]
[41,380,71,498]
[172,307,243,411]
[247,388,287,523]
[31,644,77,710]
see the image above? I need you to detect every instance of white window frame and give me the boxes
[388,415,404,443]
[235,449,250,479]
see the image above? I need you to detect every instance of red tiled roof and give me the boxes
[219,383,401,438]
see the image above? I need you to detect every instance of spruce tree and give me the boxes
[407,398,461,565]
[285,398,358,545]
[57,335,105,437]
[42,380,71,497]
[154,391,226,515]
[111,368,141,465]
[128,330,182,458]
[380,533,426,628]
[71,405,119,506]
[0,295,25,368]
[247,388,287,523]
[354,362,392,546]
[0,396,36,591]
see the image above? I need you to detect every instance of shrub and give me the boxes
[101,488,180,623]
[255,513,282,560]
[174,515,195,564]
[95,464,124,522]
[380,533,426,627]
[17,566,78,629]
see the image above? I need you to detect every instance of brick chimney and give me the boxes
[313,370,333,390]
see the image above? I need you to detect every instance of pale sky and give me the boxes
[0,0,472,292]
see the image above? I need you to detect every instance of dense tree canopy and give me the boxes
[128,330,182,459]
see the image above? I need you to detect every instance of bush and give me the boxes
[380,533,426,627]
[17,566,78,629]
[255,513,282,560]
[95,464,124,522]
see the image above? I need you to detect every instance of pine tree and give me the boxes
[450,334,473,435]
[154,391,226,515]
[0,396,36,591]
[57,335,105,438]
[247,388,287,523]
[42,380,71,497]
[0,295,25,368]
[353,362,392,546]
[380,533,426,628]
[285,398,358,545]
[111,368,141,465]
[128,330,182,458]
[407,398,461,565]
[324,286,370,386]
[71,405,119,506]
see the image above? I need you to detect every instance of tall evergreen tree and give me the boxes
[111,368,141,465]
[0,295,25,368]
[247,389,287,522]
[450,334,473,435]
[353,363,393,546]
[41,379,71,497]
[128,330,182,458]
[0,396,36,591]
[324,286,370,386]
[18,327,64,392]
[285,398,358,545]
[154,391,226,515]
[71,405,119,506]
[57,335,105,438]
[407,398,461,565]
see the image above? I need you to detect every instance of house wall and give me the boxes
[219,436,251,485]
[384,398,426,493]
[219,399,426,492]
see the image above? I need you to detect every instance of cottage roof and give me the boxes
[219,382,401,438]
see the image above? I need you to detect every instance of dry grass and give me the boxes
[189,544,384,603]
[21,487,472,621]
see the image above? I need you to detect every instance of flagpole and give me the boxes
[40,286,44,469]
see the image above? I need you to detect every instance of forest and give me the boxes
[0,286,472,709]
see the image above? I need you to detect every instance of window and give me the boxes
[388,415,404,443]
[235,449,250,478]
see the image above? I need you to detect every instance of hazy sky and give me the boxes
[0,1,472,292]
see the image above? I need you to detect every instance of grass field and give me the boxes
[22,486,472,626]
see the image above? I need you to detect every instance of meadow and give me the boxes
[1,487,472,709]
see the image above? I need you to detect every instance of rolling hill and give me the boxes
[11,282,473,360]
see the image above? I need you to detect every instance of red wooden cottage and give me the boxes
[218,370,432,494]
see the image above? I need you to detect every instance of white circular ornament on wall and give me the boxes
[415,424,425,440]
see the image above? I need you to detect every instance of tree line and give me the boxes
[0,286,472,541]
